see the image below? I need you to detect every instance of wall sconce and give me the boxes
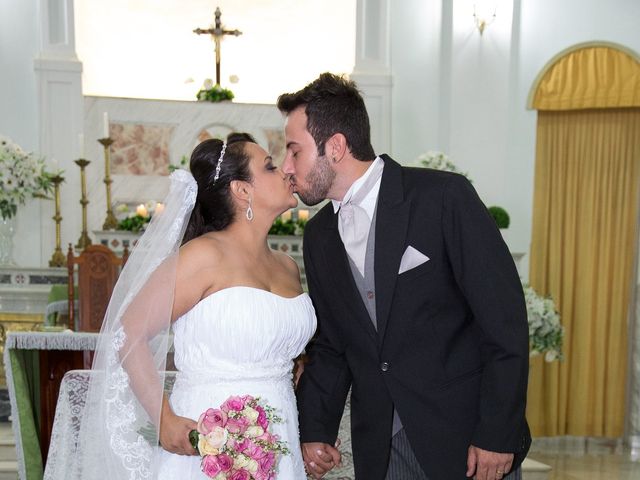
[473,3,496,35]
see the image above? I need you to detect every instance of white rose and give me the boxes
[242,407,259,423]
[245,426,264,438]
[234,454,251,469]
[247,458,259,474]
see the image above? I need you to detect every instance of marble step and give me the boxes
[0,460,17,479]
[522,457,552,480]
[0,445,14,463]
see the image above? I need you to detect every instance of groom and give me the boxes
[278,73,531,480]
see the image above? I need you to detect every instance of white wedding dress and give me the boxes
[156,286,316,479]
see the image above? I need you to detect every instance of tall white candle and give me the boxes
[103,112,110,138]
[78,133,85,158]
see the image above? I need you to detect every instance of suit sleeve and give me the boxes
[441,174,529,453]
[296,228,352,445]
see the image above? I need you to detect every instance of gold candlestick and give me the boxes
[48,174,66,267]
[75,159,92,249]
[98,137,118,230]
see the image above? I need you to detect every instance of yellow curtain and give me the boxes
[532,47,640,110]
[528,108,640,436]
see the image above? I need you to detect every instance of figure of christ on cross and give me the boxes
[193,7,242,86]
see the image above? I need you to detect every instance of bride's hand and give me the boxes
[159,406,198,456]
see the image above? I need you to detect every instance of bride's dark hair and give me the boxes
[182,132,257,244]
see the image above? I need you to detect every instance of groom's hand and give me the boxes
[466,445,513,480]
[302,441,341,479]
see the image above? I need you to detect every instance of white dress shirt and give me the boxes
[332,156,384,277]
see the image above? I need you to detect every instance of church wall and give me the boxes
[388,0,640,281]
[0,0,45,266]
[0,1,39,147]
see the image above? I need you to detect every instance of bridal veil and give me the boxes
[46,170,197,479]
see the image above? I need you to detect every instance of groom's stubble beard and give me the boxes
[296,153,336,206]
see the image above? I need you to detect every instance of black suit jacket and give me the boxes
[297,156,531,479]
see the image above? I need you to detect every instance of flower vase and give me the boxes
[0,217,17,266]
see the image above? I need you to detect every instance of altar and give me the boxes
[3,332,98,480]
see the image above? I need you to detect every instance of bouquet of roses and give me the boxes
[189,395,289,480]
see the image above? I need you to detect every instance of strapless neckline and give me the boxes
[200,285,307,303]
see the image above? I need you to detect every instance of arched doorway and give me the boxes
[527,42,640,438]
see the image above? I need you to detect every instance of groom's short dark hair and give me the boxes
[277,73,375,161]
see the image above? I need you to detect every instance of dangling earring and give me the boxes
[246,198,254,221]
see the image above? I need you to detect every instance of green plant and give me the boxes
[0,136,53,219]
[114,202,160,232]
[196,84,234,103]
[117,215,150,233]
[169,155,189,173]
[488,206,510,229]
[269,218,306,236]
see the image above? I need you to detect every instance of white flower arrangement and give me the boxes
[0,136,52,220]
[417,151,471,181]
[524,284,564,362]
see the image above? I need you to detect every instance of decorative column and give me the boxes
[351,0,392,154]
[34,0,84,267]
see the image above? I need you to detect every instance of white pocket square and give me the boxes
[398,246,430,274]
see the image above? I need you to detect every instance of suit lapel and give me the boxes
[374,156,411,342]
[320,214,378,343]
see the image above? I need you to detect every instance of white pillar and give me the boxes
[34,0,83,265]
[351,0,392,155]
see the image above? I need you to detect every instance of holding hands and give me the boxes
[302,440,341,479]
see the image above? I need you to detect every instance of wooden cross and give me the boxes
[193,7,242,86]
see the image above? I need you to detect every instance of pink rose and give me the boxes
[198,408,228,435]
[256,406,269,430]
[226,416,249,434]
[226,437,237,451]
[259,452,275,472]
[233,437,251,453]
[230,469,250,480]
[253,470,269,480]
[245,442,267,461]
[216,453,233,472]
[221,395,247,412]
[201,455,222,477]
[256,431,274,443]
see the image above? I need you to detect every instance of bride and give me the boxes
[59,133,316,479]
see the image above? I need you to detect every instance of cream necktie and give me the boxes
[338,161,384,276]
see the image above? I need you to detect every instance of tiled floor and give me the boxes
[528,451,640,479]
[0,420,638,479]
[528,437,640,479]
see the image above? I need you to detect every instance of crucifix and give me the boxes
[193,7,242,86]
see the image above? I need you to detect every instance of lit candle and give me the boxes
[103,112,110,138]
[136,203,148,217]
[298,209,309,221]
[281,209,292,221]
[154,202,165,215]
[78,133,85,158]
